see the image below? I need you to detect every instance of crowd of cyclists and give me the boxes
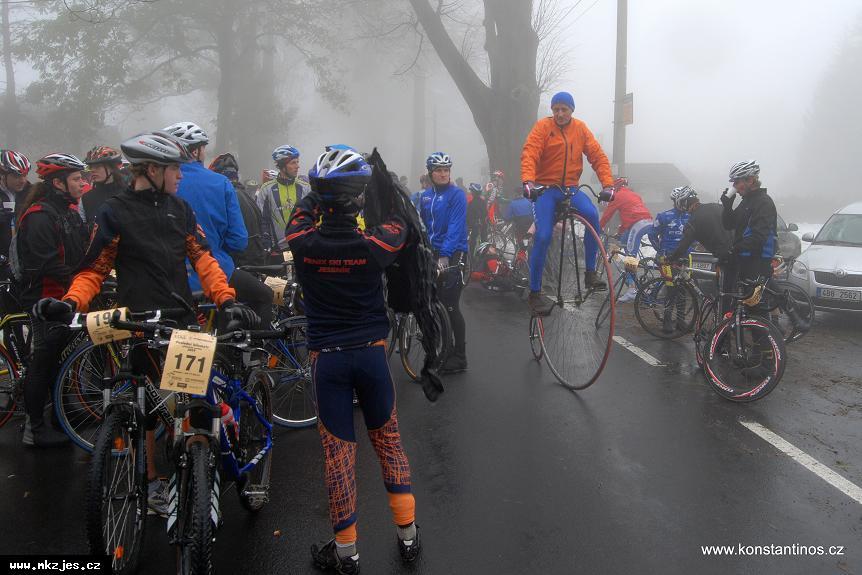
[0,88,785,574]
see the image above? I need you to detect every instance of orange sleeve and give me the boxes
[64,237,118,313]
[186,234,236,306]
[520,119,547,182]
[582,123,614,188]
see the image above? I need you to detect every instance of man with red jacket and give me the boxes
[599,178,653,302]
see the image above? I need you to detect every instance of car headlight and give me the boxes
[790,260,809,279]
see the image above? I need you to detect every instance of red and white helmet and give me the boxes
[35,153,87,180]
[0,149,31,176]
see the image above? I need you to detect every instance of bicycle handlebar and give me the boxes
[109,309,298,343]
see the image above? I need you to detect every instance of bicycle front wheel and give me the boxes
[177,439,216,575]
[634,278,699,340]
[540,212,614,390]
[703,316,786,402]
[266,318,316,428]
[86,406,147,575]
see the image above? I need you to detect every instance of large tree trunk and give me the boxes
[1,0,19,148]
[408,0,539,187]
[214,0,237,154]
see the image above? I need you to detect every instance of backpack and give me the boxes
[9,200,61,284]
[232,183,269,266]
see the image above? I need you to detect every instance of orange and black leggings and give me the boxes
[312,341,415,545]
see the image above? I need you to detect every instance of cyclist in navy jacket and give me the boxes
[418,152,468,373]
[286,145,420,573]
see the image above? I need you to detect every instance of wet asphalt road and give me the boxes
[1,284,860,574]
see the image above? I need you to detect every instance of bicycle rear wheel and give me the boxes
[237,371,273,512]
[0,345,20,428]
[703,316,786,402]
[86,406,147,575]
[399,302,451,381]
[266,318,316,428]
[762,280,814,344]
[634,278,698,339]
[540,213,614,390]
[529,317,544,361]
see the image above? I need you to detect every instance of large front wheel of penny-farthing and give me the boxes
[540,212,614,390]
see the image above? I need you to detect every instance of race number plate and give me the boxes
[283,250,294,262]
[817,287,861,302]
[160,330,217,395]
[86,308,131,345]
[264,276,289,306]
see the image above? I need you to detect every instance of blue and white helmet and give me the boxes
[469,182,482,194]
[670,185,697,208]
[272,145,300,164]
[162,121,210,147]
[426,152,452,171]
[728,160,759,182]
[308,145,372,208]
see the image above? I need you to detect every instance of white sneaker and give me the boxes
[617,287,638,303]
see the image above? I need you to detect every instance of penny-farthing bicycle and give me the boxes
[528,185,615,390]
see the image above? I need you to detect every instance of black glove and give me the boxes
[32,298,75,324]
[219,300,261,330]
[719,188,734,209]
[522,181,538,201]
[598,187,616,203]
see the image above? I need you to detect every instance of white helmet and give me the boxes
[162,121,210,147]
[670,185,697,209]
[728,160,759,182]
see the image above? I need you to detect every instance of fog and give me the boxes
[3,0,861,221]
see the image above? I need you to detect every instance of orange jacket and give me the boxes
[521,117,614,188]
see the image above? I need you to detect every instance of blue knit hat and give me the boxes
[551,91,575,110]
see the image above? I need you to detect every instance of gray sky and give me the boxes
[8,0,861,208]
[281,0,861,201]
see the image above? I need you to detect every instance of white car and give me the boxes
[788,202,862,312]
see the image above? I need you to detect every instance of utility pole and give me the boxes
[611,0,627,175]
[2,0,19,148]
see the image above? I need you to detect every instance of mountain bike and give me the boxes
[86,308,287,574]
[528,184,614,390]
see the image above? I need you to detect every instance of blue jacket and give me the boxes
[418,183,468,257]
[649,208,690,255]
[177,161,248,290]
[505,197,534,220]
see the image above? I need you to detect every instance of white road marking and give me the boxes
[740,420,862,506]
[612,336,664,366]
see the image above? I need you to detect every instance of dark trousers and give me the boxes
[24,319,74,423]
[222,268,273,329]
[438,251,466,357]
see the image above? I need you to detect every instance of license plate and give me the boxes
[691,261,714,271]
[817,287,862,301]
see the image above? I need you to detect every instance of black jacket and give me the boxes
[16,188,89,308]
[64,187,235,313]
[722,188,778,259]
[669,203,733,261]
[80,178,126,226]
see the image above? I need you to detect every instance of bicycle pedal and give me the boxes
[241,485,269,506]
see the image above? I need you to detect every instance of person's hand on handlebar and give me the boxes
[32,298,76,324]
[219,300,261,330]
[598,186,615,203]
[522,181,538,201]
